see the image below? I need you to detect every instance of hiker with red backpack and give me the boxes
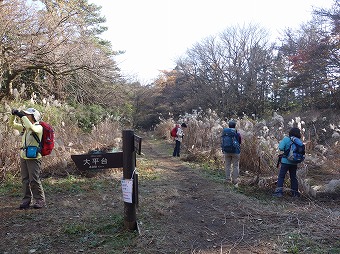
[172,123,187,157]
[10,108,49,209]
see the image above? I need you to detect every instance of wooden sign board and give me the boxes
[71,152,123,170]
[134,135,142,155]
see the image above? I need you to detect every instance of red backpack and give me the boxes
[170,125,179,138]
[33,121,55,156]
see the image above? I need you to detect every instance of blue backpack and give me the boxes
[285,137,305,163]
[221,128,240,153]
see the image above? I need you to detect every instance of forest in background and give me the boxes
[0,0,339,193]
[0,0,339,129]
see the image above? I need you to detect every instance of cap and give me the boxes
[23,108,41,121]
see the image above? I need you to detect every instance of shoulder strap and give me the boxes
[32,132,40,143]
[32,132,42,151]
[33,132,42,154]
[32,122,42,144]
[284,138,294,156]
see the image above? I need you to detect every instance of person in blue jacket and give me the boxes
[222,120,242,185]
[273,127,302,197]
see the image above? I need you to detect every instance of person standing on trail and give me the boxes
[273,127,304,198]
[9,108,46,209]
[173,123,187,157]
[221,120,241,185]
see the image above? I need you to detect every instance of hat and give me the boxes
[228,120,236,128]
[23,108,41,121]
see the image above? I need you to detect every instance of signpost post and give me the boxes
[71,129,141,231]
[122,130,137,230]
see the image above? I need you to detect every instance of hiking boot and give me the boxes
[272,192,283,198]
[19,200,31,210]
[33,200,45,209]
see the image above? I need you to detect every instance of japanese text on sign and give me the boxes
[83,157,108,169]
[121,179,133,203]
[71,152,123,170]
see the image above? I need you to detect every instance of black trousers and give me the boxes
[173,140,181,157]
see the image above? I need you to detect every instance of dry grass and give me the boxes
[155,114,278,181]
[0,101,123,181]
[154,110,340,198]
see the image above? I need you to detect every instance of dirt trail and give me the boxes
[135,138,339,253]
[0,136,338,254]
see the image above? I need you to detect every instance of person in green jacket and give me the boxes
[10,108,45,209]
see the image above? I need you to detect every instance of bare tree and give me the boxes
[0,0,121,102]
[174,24,273,117]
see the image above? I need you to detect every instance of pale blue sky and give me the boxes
[89,0,334,83]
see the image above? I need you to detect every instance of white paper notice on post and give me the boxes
[121,179,133,203]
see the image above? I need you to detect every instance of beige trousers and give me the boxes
[20,158,45,203]
[224,153,240,183]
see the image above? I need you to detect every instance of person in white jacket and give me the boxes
[172,123,187,157]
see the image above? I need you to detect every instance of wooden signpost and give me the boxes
[71,152,123,170]
[134,135,142,155]
[71,130,141,231]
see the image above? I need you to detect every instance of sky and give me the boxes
[89,0,335,84]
